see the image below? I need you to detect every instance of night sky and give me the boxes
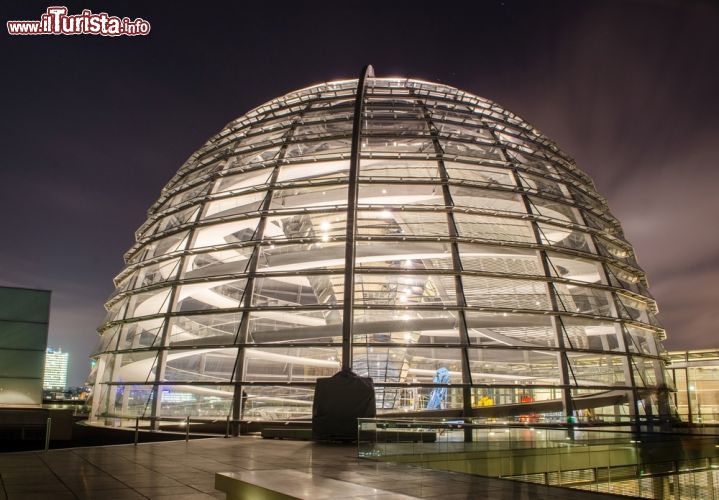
[1,0,717,386]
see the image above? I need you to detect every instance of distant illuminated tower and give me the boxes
[44,348,69,390]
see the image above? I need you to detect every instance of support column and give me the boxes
[230,103,313,435]
[500,146,575,420]
[417,98,473,441]
[341,64,374,372]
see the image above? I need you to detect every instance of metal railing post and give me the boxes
[225,415,230,438]
[134,417,139,446]
[44,417,52,451]
[185,416,190,443]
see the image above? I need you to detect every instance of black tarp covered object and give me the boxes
[312,370,376,441]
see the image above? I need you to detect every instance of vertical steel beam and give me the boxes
[503,152,574,420]
[417,95,473,441]
[579,216,642,426]
[341,64,374,371]
[149,203,207,430]
[230,105,311,435]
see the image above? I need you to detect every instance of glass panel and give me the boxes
[232,145,282,166]
[204,191,265,218]
[252,274,344,307]
[110,385,154,417]
[242,385,315,420]
[175,279,247,312]
[363,136,434,154]
[159,384,233,418]
[357,210,449,237]
[352,346,463,384]
[432,118,495,141]
[257,241,344,272]
[553,284,612,316]
[130,231,189,264]
[606,264,648,295]
[625,325,659,355]
[356,240,453,270]
[559,317,621,352]
[529,196,581,224]
[465,311,556,347]
[104,298,127,323]
[616,293,652,324]
[284,139,351,159]
[113,352,159,383]
[468,348,560,385]
[566,352,627,386]
[168,312,243,346]
[546,252,603,284]
[125,288,172,319]
[292,120,353,140]
[157,183,209,213]
[191,218,260,248]
[353,309,461,344]
[240,127,288,147]
[264,212,346,241]
[454,213,534,243]
[244,347,341,382]
[358,183,444,207]
[596,237,637,266]
[117,318,165,350]
[538,223,592,253]
[354,274,456,306]
[359,159,439,179]
[145,205,200,237]
[183,247,253,279]
[518,172,571,199]
[276,159,349,182]
[213,167,273,194]
[248,309,342,344]
[270,184,347,211]
[444,161,514,187]
[364,117,429,135]
[132,258,181,289]
[164,348,237,382]
[459,244,542,275]
[97,325,121,353]
[462,276,549,310]
[450,186,524,214]
[439,138,503,160]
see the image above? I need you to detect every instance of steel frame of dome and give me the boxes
[87,65,672,430]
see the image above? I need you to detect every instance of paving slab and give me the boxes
[0,436,623,499]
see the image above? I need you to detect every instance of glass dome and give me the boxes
[87,69,671,428]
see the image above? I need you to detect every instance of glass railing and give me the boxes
[358,418,719,499]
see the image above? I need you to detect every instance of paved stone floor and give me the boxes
[0,437,622,499]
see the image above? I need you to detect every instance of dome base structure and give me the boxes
[86,66,674,431]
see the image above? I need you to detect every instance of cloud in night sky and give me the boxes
[0,0,717,385]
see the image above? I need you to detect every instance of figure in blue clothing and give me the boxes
[427,367,450,410]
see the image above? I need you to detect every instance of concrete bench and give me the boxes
[215,469,416,499]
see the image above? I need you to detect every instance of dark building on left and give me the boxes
[0,286,51,406]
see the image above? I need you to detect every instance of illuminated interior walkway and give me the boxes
[0,437,624,499]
